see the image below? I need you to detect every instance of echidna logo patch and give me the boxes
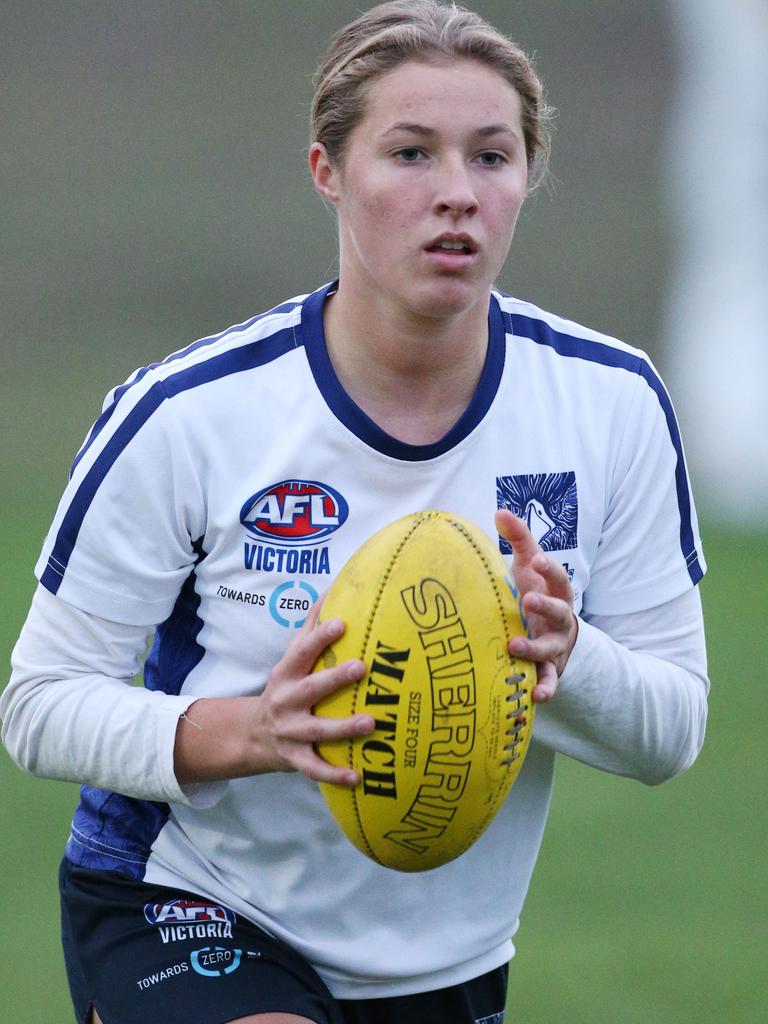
[497,472,578,552]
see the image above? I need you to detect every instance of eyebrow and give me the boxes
[383,122,518,139]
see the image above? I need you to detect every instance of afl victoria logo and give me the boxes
[240,479,348,544]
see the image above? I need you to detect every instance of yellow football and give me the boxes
[313,510,535,872]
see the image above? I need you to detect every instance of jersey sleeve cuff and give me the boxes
[581,561,705,617]
[154,697,228,809]
[35,555,180,627]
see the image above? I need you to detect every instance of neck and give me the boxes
[323,282,490,445]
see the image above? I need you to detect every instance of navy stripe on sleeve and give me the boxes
[69,300,302,477]
[42,326,298,595]
[505,311,704,584]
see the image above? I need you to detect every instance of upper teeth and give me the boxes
[438,241,467,250]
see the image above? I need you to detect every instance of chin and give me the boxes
[405,277,489,320]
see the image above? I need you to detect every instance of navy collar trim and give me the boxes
[299,282,506,462]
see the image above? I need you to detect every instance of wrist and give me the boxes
[555,613,580,677]
[174,696,266,784]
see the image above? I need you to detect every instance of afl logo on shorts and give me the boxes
[144,899,236,945]
[144,899,236,926]
[240,479,349,544]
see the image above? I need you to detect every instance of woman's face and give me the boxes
[311,58,529,322]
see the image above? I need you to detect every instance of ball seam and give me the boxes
[446,515,529,853]
[350,512,432,864]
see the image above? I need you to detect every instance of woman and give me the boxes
[1,2,708,1023]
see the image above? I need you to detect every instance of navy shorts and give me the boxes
[60,859,508,1024]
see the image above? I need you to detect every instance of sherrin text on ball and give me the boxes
[313,510,535,872]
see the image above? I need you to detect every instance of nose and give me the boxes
[433,156,478,218]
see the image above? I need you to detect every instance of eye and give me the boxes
[476,151,507,167]
[393,148,430,163]
[394,147,426,163]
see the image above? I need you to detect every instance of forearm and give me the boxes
[2,587,203,803]
[2,586,370,800]
[534,588,709,785]
[173,696,273,784]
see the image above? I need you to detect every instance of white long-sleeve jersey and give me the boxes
[1,283,708,998]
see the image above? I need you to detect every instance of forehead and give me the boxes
[359,58,523,135]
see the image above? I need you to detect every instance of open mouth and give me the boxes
[428,241,472,255]
[426,238,476,256]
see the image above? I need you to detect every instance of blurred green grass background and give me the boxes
[2,519,766,1020]
[2,1,766,1020]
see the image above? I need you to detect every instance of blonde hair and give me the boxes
[311,0,554,187]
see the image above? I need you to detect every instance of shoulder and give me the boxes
[492,289,684,459]
[71,290,316,479]
[493,291,656,380]
[106,292,312,407]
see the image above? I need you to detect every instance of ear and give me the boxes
[309,142,341,205]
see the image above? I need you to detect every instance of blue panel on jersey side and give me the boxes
[143,539,206,695]
[497,472,578,553]
[66,786,170,879]
[64,555,205,877]
[505,311,704,585]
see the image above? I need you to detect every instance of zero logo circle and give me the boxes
[269,581,319,629]
[190,946,242,977]
[240,480,349,544]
